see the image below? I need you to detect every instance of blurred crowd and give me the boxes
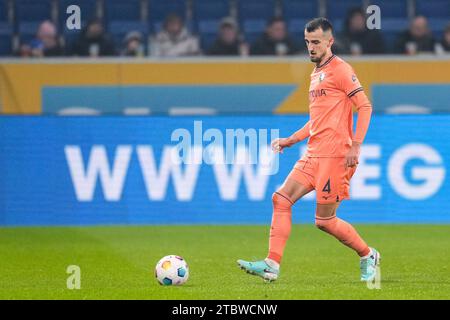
[15,9,450,58]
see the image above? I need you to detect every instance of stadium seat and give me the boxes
[237,0,277,22]
[242,20,268,40]
[428,18,448,40]
[105,0,142,23]
[331,19,345,33]
[192,0,230,21]
[325,0,365,21]
[148,0,188,32]
[281,0,318,39]
[367,1,410,52]
[383,31,401,52]
[192,0,230,32]
[416,0,450,19]
[237,0,277,44]
[104,0,145,50]
[0,0,9,22]
[382,18,409,32]
[377,16,409,52]
[281,0,318,20]
[0,33,12,56]
[18,21,41,43]
[0,19,12,56]
[244,30,263,45]
[192,0,231,51]
[287,18,310,43]
[196,19,221,49]
[200,32,218,52]
[108,21,149,35]
[369,0,408,18]
[15,0,52,22]
[15,0,52,43]
[196,20,221,35]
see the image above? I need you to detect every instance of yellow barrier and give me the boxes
[0,57,449,114]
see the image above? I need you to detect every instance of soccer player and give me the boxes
[237,18,380,282]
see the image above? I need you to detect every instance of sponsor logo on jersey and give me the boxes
[309,89,327,99]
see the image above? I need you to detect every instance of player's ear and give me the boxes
[328,36,334,48]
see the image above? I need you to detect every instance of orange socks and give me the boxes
[267,191,370,264]
[267,191,294,264]
[315,216,370,257]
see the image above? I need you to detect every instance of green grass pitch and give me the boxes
[1,224,449,299]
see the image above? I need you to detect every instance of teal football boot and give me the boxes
[360,248,381,282]
[237,259,279,282]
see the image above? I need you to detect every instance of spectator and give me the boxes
[207,17,248,56]
[72,19,115,57]
[396,16,435,54]
[122,31,145,57]
[150,13,200,57]
[28,20,64,57]
[17,43,32,58]
[250,17,300,56]
[339,8,385,55]
[436,23,450,53]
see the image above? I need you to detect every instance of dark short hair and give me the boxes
[305,17,333,33]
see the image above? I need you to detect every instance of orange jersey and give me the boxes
[306,55,364,157]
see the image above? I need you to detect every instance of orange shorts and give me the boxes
[287,156,357,204]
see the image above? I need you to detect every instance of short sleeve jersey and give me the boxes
[305,55,363,157]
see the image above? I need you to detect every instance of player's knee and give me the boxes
[315,216,336,232]
[272,192,293,210]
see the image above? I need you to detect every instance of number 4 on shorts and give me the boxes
[322,178,331,193]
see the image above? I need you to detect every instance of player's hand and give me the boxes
[271,138,291,154]
[345,141,361,168]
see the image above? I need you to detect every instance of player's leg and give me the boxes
[267,177,313,265]
[314,158,380,281]
[315,202,370,257]
[237,178,312,281]
[315,202,380,281]
[237,158,314,281]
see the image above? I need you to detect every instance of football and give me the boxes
[155,255,189,286]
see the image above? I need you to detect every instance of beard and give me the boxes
[309,51,326,64]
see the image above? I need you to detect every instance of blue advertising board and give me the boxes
[42,85,297,114]
[0,115,449,226]
[372,84,450,113]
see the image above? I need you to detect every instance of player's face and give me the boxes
[304,28,333,64]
